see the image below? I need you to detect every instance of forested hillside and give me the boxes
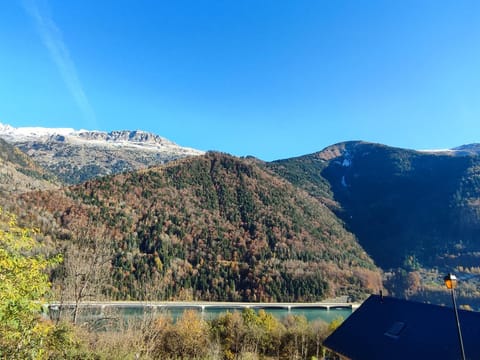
[269,142,480,303]
[270,142,480,269]
[7,136,480,305]
[13,152,381,302]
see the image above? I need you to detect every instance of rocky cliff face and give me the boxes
[0,124,204,184]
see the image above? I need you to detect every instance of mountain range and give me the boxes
[0,123,203,184]
[1,123,480,304]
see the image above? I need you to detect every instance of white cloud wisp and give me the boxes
[23,0,96,127]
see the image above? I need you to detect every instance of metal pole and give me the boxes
[451,287,466,360]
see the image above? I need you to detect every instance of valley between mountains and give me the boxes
[1,124,480,307]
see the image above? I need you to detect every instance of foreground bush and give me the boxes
[0,208,81,359]
[71,308,339,360]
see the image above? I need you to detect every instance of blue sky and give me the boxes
[1,1,479,161]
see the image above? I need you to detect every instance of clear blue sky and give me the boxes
[1,1,479,161]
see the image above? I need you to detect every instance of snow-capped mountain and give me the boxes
[418,144,480,156]
[451,144,480,156]
[0,123,204,184]
[0,123,201,152]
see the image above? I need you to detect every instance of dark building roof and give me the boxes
[323,294,480,360]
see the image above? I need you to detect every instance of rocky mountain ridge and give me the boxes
[0,123,204,184]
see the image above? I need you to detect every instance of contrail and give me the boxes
[23,0,97,128]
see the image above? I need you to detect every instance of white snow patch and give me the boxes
[417,149,455,153]
[0,122,76,141]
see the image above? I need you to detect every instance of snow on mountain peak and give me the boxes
[418,144,480,156]
[0,122,205,184]
[0,122,79,141]
[0,122,203,154]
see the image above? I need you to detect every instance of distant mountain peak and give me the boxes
[315,141,380,161]
[451,143,480,155]
[0,123,184,148]
[320,141,480,158]
[416,144,480,156]
[0,122,204,184]
[0,122,78,141]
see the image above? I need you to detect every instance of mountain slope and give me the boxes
[269,141,480,270]
[15,152,381,302]
[0,123,204,184]
[0,137,59,196]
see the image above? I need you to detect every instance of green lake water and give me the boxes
[66,306,352,325]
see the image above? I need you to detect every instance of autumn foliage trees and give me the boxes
[15,152,381,303]
[74,308,338,360]
[0,150,376,357]
[0,208,76,359]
